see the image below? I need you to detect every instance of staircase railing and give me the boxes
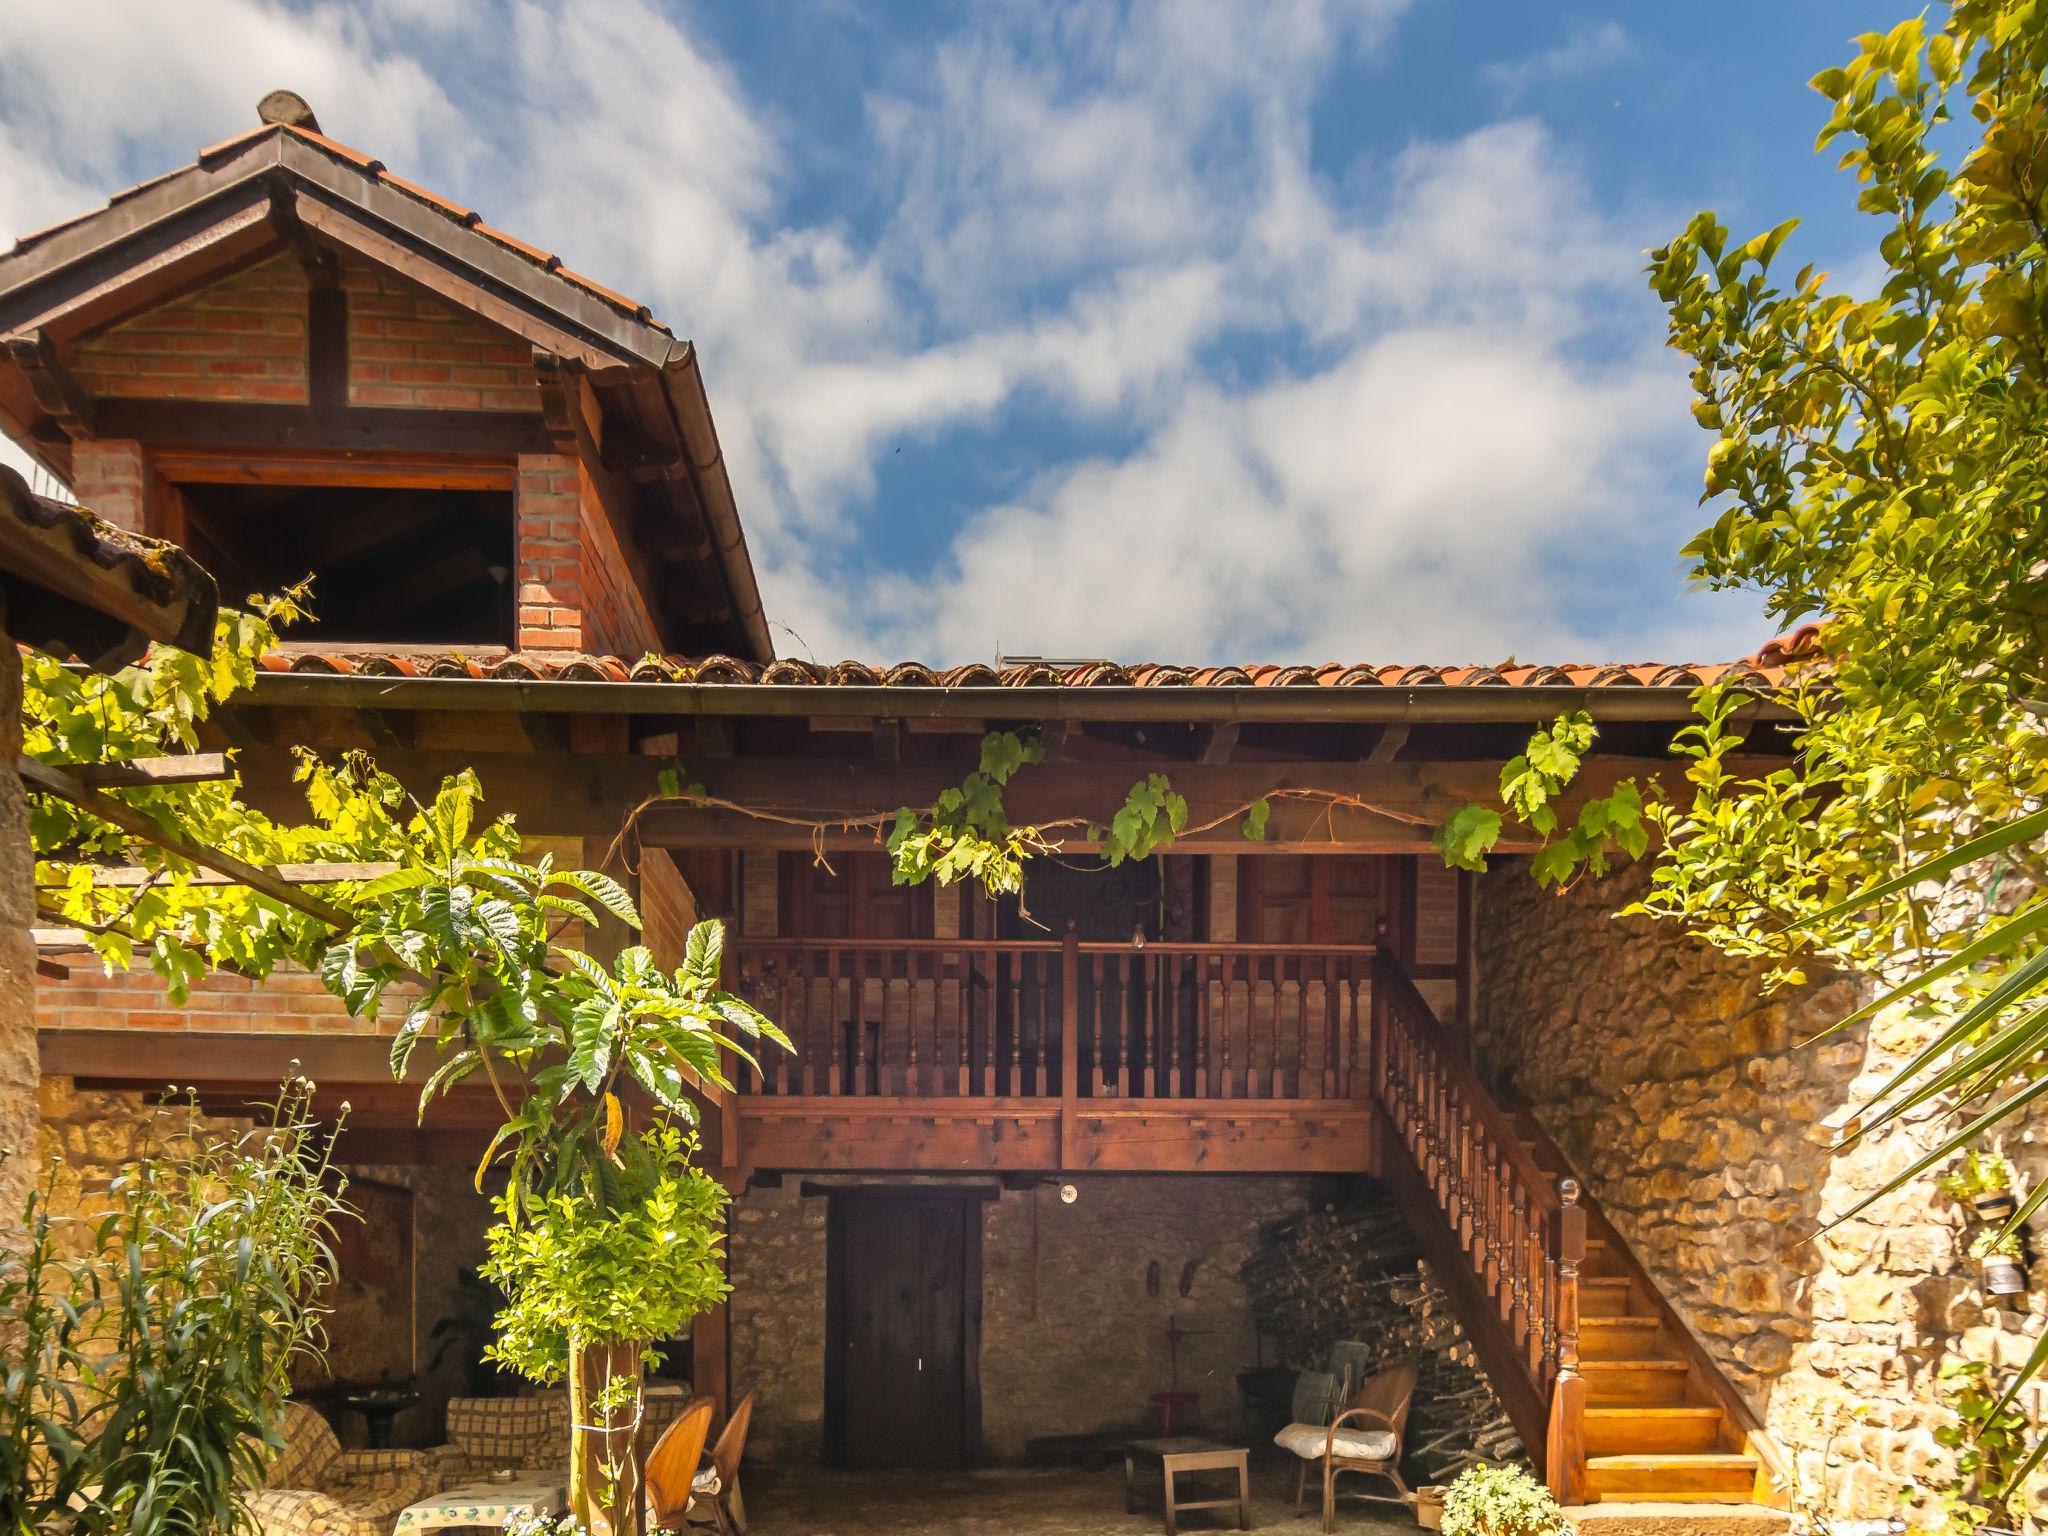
[1372,950,1587,1503]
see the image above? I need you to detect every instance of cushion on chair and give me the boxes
[265,1404,345,1491]
[690,1468,721,1496]
[442,1394,570,1473]
[248,1487,385,1536]
[1273,1422,1400,1462]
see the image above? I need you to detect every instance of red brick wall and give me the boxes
[68,440,153,531]
[73,255,308,404]
[341,256,538,412]
[641,848,700,972]
[515,456,661,654]
[35,958,400,1036]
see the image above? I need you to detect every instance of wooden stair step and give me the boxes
[1582,1315,1666,1354]
[1579,1276,1646,1313]
[1585,1406,1726,1456]
[1581,1358,1694,1403]
[1586,1453,1760,1500]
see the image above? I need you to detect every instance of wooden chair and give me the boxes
[1273,1361,1417,1533]
[644,1399,715,1534]
[688,1391,754,1536]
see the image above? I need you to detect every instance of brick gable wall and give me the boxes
[73,255,309,404]
[340,256,539,412]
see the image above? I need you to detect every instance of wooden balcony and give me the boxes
[722,936,1381,1176]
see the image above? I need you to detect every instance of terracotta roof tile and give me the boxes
[12,120,673,334]
[255,648,1796,693]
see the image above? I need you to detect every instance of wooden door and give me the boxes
[1238,854,1412,954]
[826,1194,981,1468]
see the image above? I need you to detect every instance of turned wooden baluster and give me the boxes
[1544,1178,1587,1504]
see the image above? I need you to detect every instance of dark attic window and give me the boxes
[173,483,515,646]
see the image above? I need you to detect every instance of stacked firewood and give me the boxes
[1240,1185,1525,1480]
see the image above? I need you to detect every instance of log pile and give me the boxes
[1240,1182,1524,1481]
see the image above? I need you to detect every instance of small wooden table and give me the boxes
[1122,1437,1251,1534]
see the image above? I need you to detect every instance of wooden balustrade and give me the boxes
[1371,950,1585,1502]
[728,936,1374,1102]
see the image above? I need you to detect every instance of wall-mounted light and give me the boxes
[1059,1183,1079,1205]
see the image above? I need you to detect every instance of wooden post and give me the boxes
[693,1184,733,1423]
[1544,1177,1588,1505]
[1059,923,1079,1169]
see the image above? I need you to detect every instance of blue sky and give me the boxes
[0,1,1905,666]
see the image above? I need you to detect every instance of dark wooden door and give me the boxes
[827,1194,980,1468]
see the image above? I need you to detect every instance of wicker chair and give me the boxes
[247,1402,440,1536]
[1273,1361,1417,1533]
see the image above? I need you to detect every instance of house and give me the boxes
[6,96,1988,1519]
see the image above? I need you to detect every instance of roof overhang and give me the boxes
[237,669,1785,724]
[0,465,217,669]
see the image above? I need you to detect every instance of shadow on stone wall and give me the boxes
[1475,860,2048,1516]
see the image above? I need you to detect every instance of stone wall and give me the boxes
[33,1078,494,1448]
[0,639,35,1222]
[1476,860,2048,1517]
[728,1174,1316,1464]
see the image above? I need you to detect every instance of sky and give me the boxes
[0,1,1908,667]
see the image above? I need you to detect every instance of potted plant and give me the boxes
[1968,1227,2027,1298]
[1440,1464,1570,1536]
[1416,1484,1446,1531]
[1938,1152,2021,1225]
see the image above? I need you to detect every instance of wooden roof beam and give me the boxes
[4,331,95,440]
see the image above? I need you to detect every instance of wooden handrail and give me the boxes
[1372,950,1583,1501]
[733,937,1378,957]
[730,936,1375,1103]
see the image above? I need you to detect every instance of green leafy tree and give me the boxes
[28,605,787,1532]
[1438,0,2048,1479]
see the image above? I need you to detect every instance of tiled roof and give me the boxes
[10,121,668,333]
[257,649,1793,690]
[1,466,218,663]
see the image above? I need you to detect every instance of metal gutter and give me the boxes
[241,672,1787,723]
[659,345,774,664]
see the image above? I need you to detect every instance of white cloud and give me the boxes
[1483,20,1634,101]
[0,0,1768,668]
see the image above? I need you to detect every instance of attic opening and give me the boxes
[171,482,514,646]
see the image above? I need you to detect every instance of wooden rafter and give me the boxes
[67,753,230,788]
[36,859,396,890]
[20,756,352,928]
[4,330,95,439]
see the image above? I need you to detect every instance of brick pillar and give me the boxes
[516,452,585,650]
[0,636,40,1219]
[70,440,151,531]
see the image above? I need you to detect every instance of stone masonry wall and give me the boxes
[728,1174,1315,1464]
[33,1078,493,1448]
[0,639,36,1219]
[1476,860,2048,1516]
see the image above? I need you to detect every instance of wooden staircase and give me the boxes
[1513,1114,1787,1505]
[1370,952,1790,1509]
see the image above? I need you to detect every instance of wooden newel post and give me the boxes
[1544,1177,1588,1506]
[1059,922,1079,1169]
